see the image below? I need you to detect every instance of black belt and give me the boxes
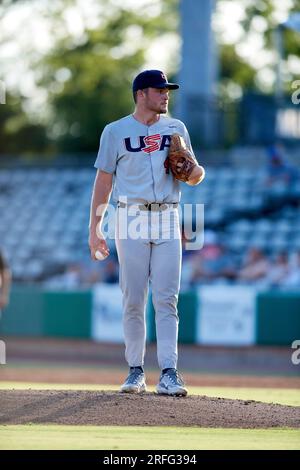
[117,202,178,211]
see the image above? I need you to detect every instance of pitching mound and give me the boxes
[1,390,300,428]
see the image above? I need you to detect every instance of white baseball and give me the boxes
[95,250,108,261]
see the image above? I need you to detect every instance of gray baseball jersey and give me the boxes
[94,114,195,203]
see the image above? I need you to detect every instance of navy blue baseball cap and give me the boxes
[132,69,179,92]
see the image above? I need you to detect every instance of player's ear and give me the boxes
[139,88,148,100]
[135,89,142,103]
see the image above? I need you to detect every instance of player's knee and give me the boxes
[125,301,145,316]
[152,293,178,311]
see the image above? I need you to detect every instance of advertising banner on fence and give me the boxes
[197,285,256,346]
[92,284,123,342]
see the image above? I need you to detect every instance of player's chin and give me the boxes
[159,106,168,114]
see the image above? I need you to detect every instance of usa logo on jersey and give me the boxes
[124,134,172,153]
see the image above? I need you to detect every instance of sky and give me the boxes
[0,0,298,108]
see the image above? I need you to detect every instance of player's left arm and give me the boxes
[182,125,205,186]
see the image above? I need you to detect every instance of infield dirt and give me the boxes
[1,390,299,428]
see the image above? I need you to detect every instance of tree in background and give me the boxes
[217,0,300,99]
[0,93,47,154]
[0,0,178,155]
[0,0,299,154]
[39,13,144,153]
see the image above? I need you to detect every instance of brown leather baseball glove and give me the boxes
[164,133,197,182]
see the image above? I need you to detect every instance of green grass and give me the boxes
[1,381,299,406]
[0,425,299,450]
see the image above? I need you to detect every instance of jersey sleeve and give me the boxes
[182,124,194,156]
[181,123,198,163]
[94,125,118,173]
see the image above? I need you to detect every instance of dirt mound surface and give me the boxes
[1,390,299,428]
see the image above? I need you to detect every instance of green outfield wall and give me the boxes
[0,287,92,338]
[256,291,300,345]
[0,286,299,346]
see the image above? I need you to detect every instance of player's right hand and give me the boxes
[89,232,110,261]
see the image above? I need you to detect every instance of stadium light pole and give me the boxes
[177,0,218,147]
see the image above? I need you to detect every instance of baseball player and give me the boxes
[89,70,205,396]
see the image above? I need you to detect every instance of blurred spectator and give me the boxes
[283,251,300,288]
[0,250,11,314]
[189,230,238,285]
[265,143,299,186]
[238,248,270,285]
[82,263,103,286]
[44,261,84,289]
[267,251,291,288]
[61,262,83,288]
[82,254,119,285]
[43,255,119,288]
[102,257,119,284]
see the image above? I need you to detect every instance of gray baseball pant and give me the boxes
[115,206,181,370]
